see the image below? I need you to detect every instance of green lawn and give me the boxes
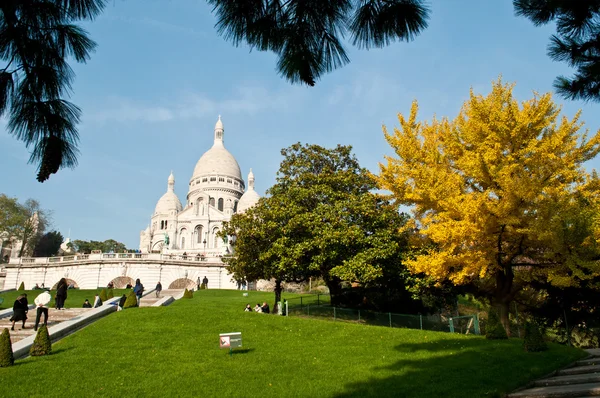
[0,290,587,397]
[0,289,129,310]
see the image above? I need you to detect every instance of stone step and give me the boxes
[508,382,600,398]
[577,359,600,367]
[534,374,600,387]
[0,307,92,343]
[558,365,600,376]
[586,349,600,358]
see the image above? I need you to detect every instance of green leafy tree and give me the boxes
[222,143,412,305]
[486,310,508,340]
[514,0,600,102]
[208,0,430,86]
[0,328,14,367]
[29,324,52,356]
[33,231,63,257]
[0,195,50,257]
[17,281,24,291]
[0,0,104,182]
[71,239,128,254]
[523,321,548,352]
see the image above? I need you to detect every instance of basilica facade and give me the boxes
[139,116,261,255]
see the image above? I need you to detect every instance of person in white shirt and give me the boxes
[34,290,51,331]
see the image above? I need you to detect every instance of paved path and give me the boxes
[139,289,183,307]
[508,348,600,397]
[0,307,90,344]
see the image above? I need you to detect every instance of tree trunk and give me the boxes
[494,267,514,337]
[325,276,343,306]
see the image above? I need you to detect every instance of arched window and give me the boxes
[218,198,224,211]
[165,221,168,229]
[212,228,220,248]
[209,197,215,207]
[196,197,204,216]
[195,225,203,244]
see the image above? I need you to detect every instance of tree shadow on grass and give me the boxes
[231,348,255,355]
[333,338,566,398]
[51,346,75,356]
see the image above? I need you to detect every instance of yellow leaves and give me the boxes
[377,77,600,288]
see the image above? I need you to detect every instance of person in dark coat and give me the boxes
[133,279,144,305]
[82,299,92,308]
[55,278,68,310]
[117,294,127,311]
[155,281,162,298]
[10,294,28,330]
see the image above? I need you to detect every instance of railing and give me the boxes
[8,251,224,265]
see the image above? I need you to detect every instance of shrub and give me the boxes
[486,309,508,340]
[18,282,24,291]
[29,325,52,356]
[107,289,114,299]
[123,291,138,308]
[0,328,14,367]
[99,288,108,302]
[200,283,206,290]
[183,288,193,299]
[523,321,548,352]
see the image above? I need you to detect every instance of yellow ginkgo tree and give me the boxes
[377,79,600,334]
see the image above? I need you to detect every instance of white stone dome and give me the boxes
[154,172,183,214]
[237,169,260,213]
[190,116,243,181]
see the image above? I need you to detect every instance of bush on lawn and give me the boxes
[17,282,24,291]
[183,288,193,298]
[29,325,52,356]
[107,289,114,299]
[486,309,508,340]
[0,328,14,367]
[99,288,108,302]
[524,321,548,352]
[200,283,206,290]
[123,291,138,308]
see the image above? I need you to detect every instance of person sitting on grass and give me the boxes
[254,303,262,313]
[261,302,270,314]
[82,299,92,308]
[244,304,252,312]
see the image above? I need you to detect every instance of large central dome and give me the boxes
[190,116,243,182]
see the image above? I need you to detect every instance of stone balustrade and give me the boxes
[8,252,228,266]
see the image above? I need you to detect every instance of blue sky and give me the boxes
[1,0,599,249]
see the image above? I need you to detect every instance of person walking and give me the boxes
[202,276,209,289]
[10,294,28,330]
[133,278,144,306]
[155,281,162,298]
[55,278,68,310]
[33,290,51,331]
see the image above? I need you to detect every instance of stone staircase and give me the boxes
[139,289,183,307]
[508,348,600,397]
[0,307,90,344]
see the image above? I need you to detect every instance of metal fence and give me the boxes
[283,294,480,335]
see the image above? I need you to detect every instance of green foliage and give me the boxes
[123,291,138,308]
[200,284,206,290]
[29,324,52,356]
[514,1,600,102]
[221,143,413,305]
[523,321,548,352]
[208,1,430,86]
[0,328,14,367]
[71,239,128,254]
[107,289,114,299]
[33,231,64,257]
[183,289,193,299]
[17,282,24,291]
[486,310,508,340]
[0,195,49,257]
[99,288,108,302]
[1,0,105,182]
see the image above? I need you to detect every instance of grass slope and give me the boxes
[0,290,128,310]
[0,290,586,397]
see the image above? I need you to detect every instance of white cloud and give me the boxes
[85,85,303,124]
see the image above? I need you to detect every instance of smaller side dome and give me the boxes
[154,173,183,214]
[237,168,261,213]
